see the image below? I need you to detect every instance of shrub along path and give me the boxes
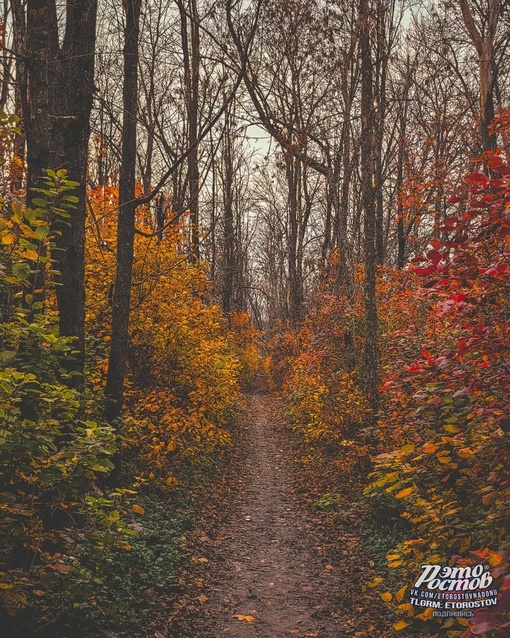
[169,392,397,638]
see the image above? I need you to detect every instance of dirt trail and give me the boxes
[172,393,389,638]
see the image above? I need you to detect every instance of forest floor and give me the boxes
[167,391,396,638]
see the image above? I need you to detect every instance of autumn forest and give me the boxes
[0,0,509,636]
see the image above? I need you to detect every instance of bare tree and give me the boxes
[105,0,142,422]
[459,0,503,152]
[359,0,379,418]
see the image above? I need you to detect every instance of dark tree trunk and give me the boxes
[11,0,27,193]
[480,58,496,153]
[336,106,354,295]
[189,0,200,257]
[19,0,98,378]
[331,36,356,294]
[396,143,405,269]
[141,66,156,194]
[179,0,200,259]
[396,55,411,269]
[322,184,332,262]
[24,0,57,188]
[286,154,304,325]
[105,0,141,422]
[222,108,235,317]
[359,0,379,419]
[396,107,407,270]
[373,0,391,266]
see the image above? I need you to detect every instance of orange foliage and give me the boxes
[269,136,510,636]
[85,185,244,487]
[268,294,370,484]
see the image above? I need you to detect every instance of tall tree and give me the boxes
[178,0,201,258]
[459,0,500,152]
[221,106,236,317]
[105,0,142,422]
[15,0,98,375]
[10,0,27,192]
[359,0,379,418]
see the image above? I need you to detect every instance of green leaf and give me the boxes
[31,198,49,208]
[34,226,49,240]
[12,262,31,281]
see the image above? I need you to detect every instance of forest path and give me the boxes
[171,392,390,638]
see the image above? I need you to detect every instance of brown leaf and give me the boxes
[47,564,70,574]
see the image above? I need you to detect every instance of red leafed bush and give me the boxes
[368,136,510,634]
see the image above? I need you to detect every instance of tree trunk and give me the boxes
[360,0,379,419]
[19,0,98,378]
[396,135,405,269]
[179,0,200,259]
[0,0,12,110]
[396,54,411,269]
[322,178,332,261]
[222,108,235,317]
[480,40,496,152]
[210,132,217,281]
[11,0,27,193]
[286,153,304,325]
[105,0,141,422]
[459,0,499,153]
[374,0,388,265]
[336,102,354,295]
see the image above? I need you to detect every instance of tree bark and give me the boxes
[337,113,353,293]
[396,133,406,269]
[222,108,235,317]
[0,0,12,110]
[360,0,379,419]
[18,0,98,378]
[11,0,27,193]
[459,0,499,153]
[105,0,141,422]
[286,153,304,325]
[179,0,200,259]
[374,0,388,265]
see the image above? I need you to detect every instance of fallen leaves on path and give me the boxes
[168,394,421,638]
[233,614,255,622]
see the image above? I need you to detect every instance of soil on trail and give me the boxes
[171,393,392,638]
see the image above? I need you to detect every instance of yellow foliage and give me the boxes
[85,185,243,487]
[395,487,414,499]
